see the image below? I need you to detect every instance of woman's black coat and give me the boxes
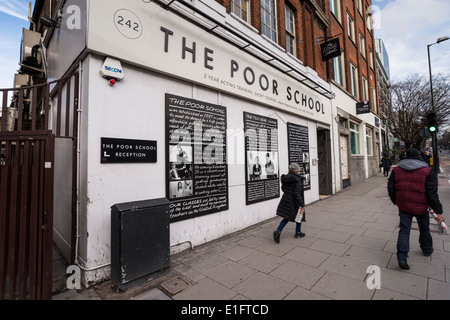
[276,173,305,222]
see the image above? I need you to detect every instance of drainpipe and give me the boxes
[28,2,36,31]
[74,61,82,269]
[73,61,111,277]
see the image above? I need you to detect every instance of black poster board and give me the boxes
[244,112,280,205]
[165,94,228,222]
[287,123,311,190]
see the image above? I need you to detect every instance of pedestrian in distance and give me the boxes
[387,148,444,270]
[273,162,306,243]
[380,153,392,177]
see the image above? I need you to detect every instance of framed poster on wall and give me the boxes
[287,122,311,190]
[166,94,228,222]
[244,112,280,205]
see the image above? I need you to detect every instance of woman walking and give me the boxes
[273,163,306,243]
[381,153,392,177]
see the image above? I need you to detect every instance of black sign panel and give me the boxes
[320,37,341,62]
[287,123,311,190]
[101,137,157,163]
[244,112,280,205]
[165,94,228,222]
[356,100,371,114]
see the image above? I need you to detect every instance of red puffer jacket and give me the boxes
[393,165,431,214]
[388,158,443,215]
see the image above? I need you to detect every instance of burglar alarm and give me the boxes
[100,57,124,85]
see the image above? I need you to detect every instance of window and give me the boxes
[371,86,377,113]
[333,53,345,87]
[285,5,296,55]
[350,122,360,155]
[330,0,341,22]
[368,47,374,69]
[261,0,277,42]
[231,0,250,22]
[350,62,359,99]
[366,7,373,31]
[366,129,373,156]
[347,12,355,42]
[362,76,369,101]
[357,0,363,15]
[359,33,366,58]
[339,118,348,128]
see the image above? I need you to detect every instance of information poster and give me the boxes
[287,122,311,190]
[166,94,228,222]
[244,112,279,204]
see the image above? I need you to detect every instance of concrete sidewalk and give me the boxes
[53,171,450,300]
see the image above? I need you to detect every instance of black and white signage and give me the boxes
[166,94,228,222]
[287,123,311,190]
[244,112,279,205]
[356,100,371,114]
[88,0,332,125]
[101,137,157,163]
[320,37,341,62]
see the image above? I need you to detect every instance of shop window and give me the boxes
[366,129,373,156]
[350,122,360,155]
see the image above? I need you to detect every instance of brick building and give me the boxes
[6,0,381,287]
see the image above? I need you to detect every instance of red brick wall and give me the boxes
[218,0,379,114]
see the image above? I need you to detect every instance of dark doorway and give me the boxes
[317,128,332,195]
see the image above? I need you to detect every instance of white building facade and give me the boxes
[39,0,380,286]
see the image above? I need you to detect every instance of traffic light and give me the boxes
[427,112,438,133]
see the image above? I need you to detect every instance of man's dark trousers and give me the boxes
[397,210,433,262]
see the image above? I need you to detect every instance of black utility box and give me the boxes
[111,198,170,290]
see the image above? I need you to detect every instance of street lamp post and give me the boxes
[427,36,449,172]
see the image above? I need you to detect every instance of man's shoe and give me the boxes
[398,260,410,270]
[273,230,280,244]
[294,232,305,238]
[423,248,434,257]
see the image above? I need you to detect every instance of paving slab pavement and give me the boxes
[52,171,450,301]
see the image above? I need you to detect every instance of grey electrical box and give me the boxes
[111,198,170,291]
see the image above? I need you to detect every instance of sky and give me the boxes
[0,0,35,89]
[0,0,449,89]
[373,0,450,81]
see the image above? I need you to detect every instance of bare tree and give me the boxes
[381,74,450,149]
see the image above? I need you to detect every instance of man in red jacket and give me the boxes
[388,148,444,270]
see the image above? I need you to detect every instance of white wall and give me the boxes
[77,54,321,285]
